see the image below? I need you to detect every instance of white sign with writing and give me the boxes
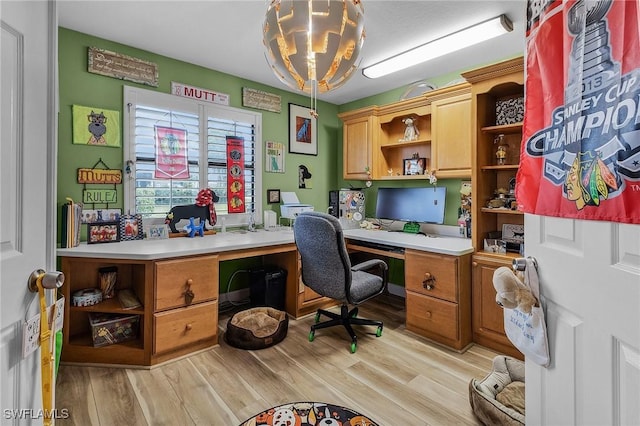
[171,82,230,105]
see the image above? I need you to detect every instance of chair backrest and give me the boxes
[293,212,351,301]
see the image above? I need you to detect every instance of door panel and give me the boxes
[525,215,640,425]
[1,0,56,419]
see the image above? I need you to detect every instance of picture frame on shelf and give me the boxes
[146,224,169,240]
[87,221,120,244]
[267,189,281,204]
[403,157,427,175]
[288,103,317,155]
[119,214,144,241]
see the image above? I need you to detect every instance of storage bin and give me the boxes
[89,312,139,347]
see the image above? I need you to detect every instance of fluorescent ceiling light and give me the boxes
[362,15,513,79]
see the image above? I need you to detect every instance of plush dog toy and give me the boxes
[492,266,537,314]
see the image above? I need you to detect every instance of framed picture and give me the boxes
[119,214,144,241]
[82,208,121,224]
[403,157,427,175]
[288,103,317,155]
[267,189,281,204]
[87,221,120,244]
[146,224,169,240]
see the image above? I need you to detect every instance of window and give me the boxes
[124,86,262,227]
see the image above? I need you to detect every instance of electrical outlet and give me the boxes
[22,314,41,358]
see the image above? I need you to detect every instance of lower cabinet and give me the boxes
[471,254,523,359]
[404,250,472,351]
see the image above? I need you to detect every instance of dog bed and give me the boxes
[224,307,288,350]
[469,355,525,425]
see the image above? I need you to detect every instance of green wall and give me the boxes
[58,27,340,242]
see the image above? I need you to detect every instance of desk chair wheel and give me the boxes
[309,330,315,342]
[350,340,357,353]
[314,312,321,323]
[376,325,383,337]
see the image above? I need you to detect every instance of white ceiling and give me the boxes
[58,0,527,105]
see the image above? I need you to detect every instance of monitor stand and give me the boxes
[402,222,421,234]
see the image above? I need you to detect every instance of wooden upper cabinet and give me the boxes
[430,87,472,178]
[338,107,377,180]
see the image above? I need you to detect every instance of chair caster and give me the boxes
[309,330,315,342]
[350,341,357,353]
[314,312,321,323]
[376,326,383,337]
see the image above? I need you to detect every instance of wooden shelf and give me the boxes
[476,250,523,261]
[70,297,145,315]
[68,331,144,350]
[480,207,524,215]
[378,174,433,180]
[481,164,520,171]
[380,138,431,149]
[481,122,523,134]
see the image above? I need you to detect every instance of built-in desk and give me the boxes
[57,229,472,366]
[343,229,473,351]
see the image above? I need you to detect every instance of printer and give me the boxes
[280,192,314,219]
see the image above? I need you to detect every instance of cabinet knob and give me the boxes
[472,262,478,267]
[425,311,432,319]
[185,323,193,331]
[422,272,436,290]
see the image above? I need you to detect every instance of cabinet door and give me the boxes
[342,115,372,179]
[472,255,523,359]
[431,93,472,178]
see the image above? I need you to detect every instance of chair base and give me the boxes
[310,304,383,352]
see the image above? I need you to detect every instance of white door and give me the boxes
[524,214,640,425]
[1,0,58,423]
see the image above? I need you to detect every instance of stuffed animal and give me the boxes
[492,266,537,314]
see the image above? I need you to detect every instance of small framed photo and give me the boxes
[82,208,122,224]
[289,103,317,155]
[267,189,281,204]
[119,214,144,241]
[403,157,427,175]
[87,222,120,244]
[147,224,169,240]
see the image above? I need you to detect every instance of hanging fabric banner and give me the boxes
[226,136,246,213]
[517,0,640,224]
[154,126,189,179]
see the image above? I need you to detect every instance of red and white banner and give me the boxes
[517,0,640,224]
[154,126,189,179]
[226,136,245,213]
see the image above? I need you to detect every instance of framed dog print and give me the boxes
[146,224,169,240]
[289,103,317,155]
[119,214,144,241]
[87,222,120,244]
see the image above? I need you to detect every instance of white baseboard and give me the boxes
[387,282,406,298]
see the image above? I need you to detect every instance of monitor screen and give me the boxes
[375,186,446,224]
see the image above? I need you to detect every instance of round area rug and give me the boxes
[239,401,378,426]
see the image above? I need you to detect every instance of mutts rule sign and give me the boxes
[83,189,117,204]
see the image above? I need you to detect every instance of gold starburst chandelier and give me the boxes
[263,0,365,116]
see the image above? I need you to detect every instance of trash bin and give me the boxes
[248,265,287,310]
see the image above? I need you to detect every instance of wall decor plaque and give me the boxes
[88,47,158,87]
[242,87,282,113]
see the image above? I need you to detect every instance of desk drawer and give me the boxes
[155,255,218,311]
[153,301,218,354]
[405,250,458,302]
[406,291,458,342]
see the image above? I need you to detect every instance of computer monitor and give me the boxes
[375,186,446,225]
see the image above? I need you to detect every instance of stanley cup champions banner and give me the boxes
[517,0,640,223]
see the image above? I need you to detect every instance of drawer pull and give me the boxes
[184,279,195,305]
[185,323,193,331]
[422,272,436,290]
[425,311,432,319]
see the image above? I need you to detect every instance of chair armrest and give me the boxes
[351,259,388,282]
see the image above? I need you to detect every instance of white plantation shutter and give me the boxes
[124,86,262,226]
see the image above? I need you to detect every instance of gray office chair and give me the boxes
[293,211,388,353]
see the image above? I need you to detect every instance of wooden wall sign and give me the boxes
[88,47,159,87]
[77,168,122,184]
[242,87,282,113]
[83,189,117,204]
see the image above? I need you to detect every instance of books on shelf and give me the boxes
[117,289,142,310]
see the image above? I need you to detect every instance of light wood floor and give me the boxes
[55,295,500,425]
